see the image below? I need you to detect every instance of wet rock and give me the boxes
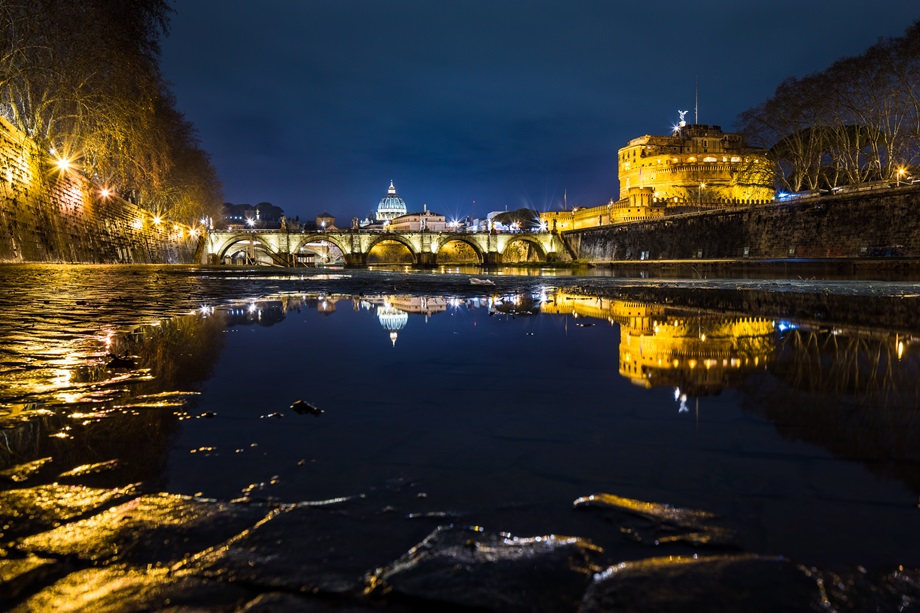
[580,554,823,613]
[0,457,53,483]
[188,501,434,595]
[290,399,323,416]
[369,526,601,612]
[575,493,740,549]
[0,483,139,540]
[57,459,121,479]
[17,493,270,566]
[815,565,920,612]
[104,354,135,370]
[12,565,251,612]
[238,591,403,612]
[0,555,67,603]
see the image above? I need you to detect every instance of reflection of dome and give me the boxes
[377,305,408,347]
[376,180,408,221]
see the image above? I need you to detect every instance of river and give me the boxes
[1,263,919,611]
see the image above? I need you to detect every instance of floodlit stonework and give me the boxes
[541,121,775,232]
[618,123,775,208]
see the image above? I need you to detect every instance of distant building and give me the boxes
[315,211,336,231]
[222,202,284,228]
[389,205,447,232]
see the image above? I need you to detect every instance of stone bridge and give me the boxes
[203,229,571,267]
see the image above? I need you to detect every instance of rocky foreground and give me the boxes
[1,480,917,611]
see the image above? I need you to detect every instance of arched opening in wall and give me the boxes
[502,239,545,263]
[436,240,481,264]
[220,239,282,266]
[295,240,345,266]
[367,240,415,265]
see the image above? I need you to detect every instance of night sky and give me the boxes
[160,1,919,223]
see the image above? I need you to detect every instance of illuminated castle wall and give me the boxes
[541,121,775,232]
[617,123,775,208]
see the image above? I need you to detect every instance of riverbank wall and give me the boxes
[565,187,920,263]
[0,117,198,264]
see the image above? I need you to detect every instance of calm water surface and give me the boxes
[1,264,919,605]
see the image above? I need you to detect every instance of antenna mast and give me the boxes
[695,76,699,125]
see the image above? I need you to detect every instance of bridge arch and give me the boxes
[434,236,484,264]
[501,235,547,263]
[292,233,349,255]
[291,234,347,265]
[215,233,281,265]
[366,234,419,264]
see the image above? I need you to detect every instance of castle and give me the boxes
[541,117,775,231]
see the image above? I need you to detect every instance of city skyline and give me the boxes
[160,2,920,221]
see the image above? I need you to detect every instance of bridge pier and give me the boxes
[483,251,503,266]
[415,252,437,268]
[344,252,367,267]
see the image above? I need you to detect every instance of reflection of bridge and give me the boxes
[204,229,570,266]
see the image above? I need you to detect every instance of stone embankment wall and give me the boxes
[567,188,920,262]
[0,117,199,264]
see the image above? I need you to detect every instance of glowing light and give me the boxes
[100,189,110,198]
[246,218,255,227]
[132,218,143,229]
[55,158,70,171]
[153,216,162,225]
[898,341,904,360]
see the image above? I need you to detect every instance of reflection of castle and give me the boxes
[542,293,775,396]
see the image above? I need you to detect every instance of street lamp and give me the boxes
[896,167,907,186]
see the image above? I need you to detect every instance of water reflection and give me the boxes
[543,294,776,397]
[2,281,920,604]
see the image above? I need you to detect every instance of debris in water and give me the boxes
[290,400,323,416]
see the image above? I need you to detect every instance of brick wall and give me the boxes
[0,117,199,263]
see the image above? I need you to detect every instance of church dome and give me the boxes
[376,180,408,221]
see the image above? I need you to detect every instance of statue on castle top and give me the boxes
[678,110,688,127]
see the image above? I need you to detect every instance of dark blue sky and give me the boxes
[160,1,919,222]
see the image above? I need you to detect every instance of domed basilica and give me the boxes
[376,180,407,222]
